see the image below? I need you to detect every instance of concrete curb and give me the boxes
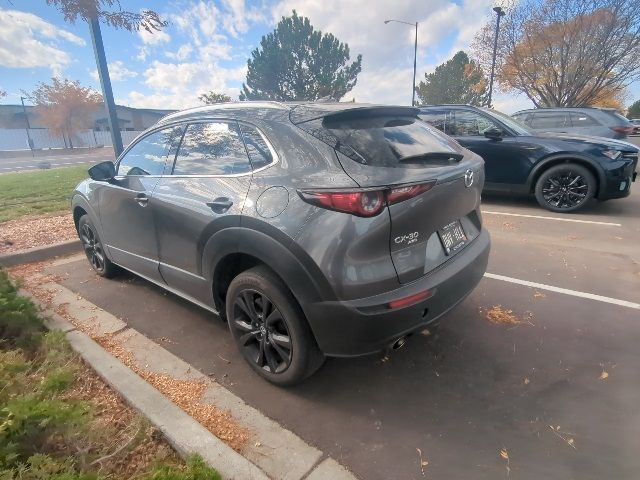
[24,292,268,480]
[0,239,82,267]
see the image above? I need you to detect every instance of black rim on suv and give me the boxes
[541,171,589,209]
[80,223,105,272]
[231,289,293,374]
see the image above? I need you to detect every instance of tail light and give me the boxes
[610,126,633,135]
[298,181,435,217]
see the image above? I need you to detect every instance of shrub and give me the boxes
[0,269,45,352]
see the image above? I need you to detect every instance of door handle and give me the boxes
[207,197,233,213]
[134,193,149,207]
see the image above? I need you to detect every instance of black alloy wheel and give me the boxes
[225,265,324,386]
[542,171,588,209]
[80,222,106,273]
[535,164,596,213]
[231,289,292,374]
[77,214,118,277]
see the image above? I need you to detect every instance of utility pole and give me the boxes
[488,6,506,109]
[20,96,34,156]
[89,17,123,158]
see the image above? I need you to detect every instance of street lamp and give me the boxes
[20,96,34,156]
[487,6,506,108]
[384,19,418,106]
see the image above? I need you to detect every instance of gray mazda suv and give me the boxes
[72,102,490,385]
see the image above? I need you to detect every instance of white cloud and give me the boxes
[126,61,246,109]
[138,28,171,45]
[165,44,193,61]
[493,92,535,114]
[90,60,138,82]
[271,0,494,104]
[127,1,264,108]
[0,8,85,76]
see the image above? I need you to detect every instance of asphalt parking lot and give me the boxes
[49,185,640,479]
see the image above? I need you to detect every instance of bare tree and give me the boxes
[26,78,102,148]
[473,0,640,107]
[45,0,166,32]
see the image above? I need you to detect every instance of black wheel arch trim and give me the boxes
[202,218,336,308]
[71,194,106,239]
[526,153,605,196]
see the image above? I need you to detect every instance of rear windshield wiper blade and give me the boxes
[398,152,464,164]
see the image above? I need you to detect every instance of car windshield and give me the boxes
[480,108,533,135]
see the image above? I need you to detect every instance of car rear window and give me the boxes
[601,110,632,125]
[297,114,462,168]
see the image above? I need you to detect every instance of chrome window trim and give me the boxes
[115,117,279,179]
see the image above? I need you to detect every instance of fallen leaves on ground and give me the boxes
[533,291,546,299]
[499,447,511,478]
[416,448,428,477]
[482,305,535,326]
[548,425,577,450]
[0,213,76,253]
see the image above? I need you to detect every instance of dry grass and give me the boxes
[9,262,251,453]
[65,361,178,477]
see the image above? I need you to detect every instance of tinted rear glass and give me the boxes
[601,110,631,125]
[298,115,462,168]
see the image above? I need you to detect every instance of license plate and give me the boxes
[438,220,467,255]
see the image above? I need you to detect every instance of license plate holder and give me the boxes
[438,220,468,255]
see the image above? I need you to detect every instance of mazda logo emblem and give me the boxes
[464,169,474,188]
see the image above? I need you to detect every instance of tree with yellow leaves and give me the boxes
[25,78,102,148]
[473,0,640,108]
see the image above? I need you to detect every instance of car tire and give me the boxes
[77,214,119,278]
[534,163,596,213]
[226,265,324,386]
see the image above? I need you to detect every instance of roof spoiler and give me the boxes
[290,105,420,125]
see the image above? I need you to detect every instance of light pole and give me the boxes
[384,19,418,106]
[89,17,124,158]
[20,96,34,156]
[487,6,506,108]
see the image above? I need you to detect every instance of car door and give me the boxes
[152,120,256,306]
[450,109,531,188]
[97,126,184,282]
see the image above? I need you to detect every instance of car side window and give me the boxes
[418,110,454,135]
[453,111,500,136]
[173,122,251,176]
[530,112,569,129]
[117,126,183,176]
[512,113,531,125]
[569,112,598,127]
[239,124,273,170]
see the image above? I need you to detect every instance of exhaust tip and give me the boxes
[391,336,408,350]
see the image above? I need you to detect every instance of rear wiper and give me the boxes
[398,152,464,163]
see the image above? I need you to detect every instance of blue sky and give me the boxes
[0,0,638,113]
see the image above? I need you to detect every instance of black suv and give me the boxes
[72,102,490,385]
[420,105,639,212]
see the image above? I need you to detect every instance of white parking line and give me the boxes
[482,210,621,227]
[485,272,640,310]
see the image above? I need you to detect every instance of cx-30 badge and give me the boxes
[464,169,474,188]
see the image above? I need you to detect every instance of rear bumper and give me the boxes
[305,228,490,356]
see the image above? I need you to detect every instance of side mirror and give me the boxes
[88,161,116,181]
[484,128,503,141]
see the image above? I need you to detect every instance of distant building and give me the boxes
[0,103,175,131]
